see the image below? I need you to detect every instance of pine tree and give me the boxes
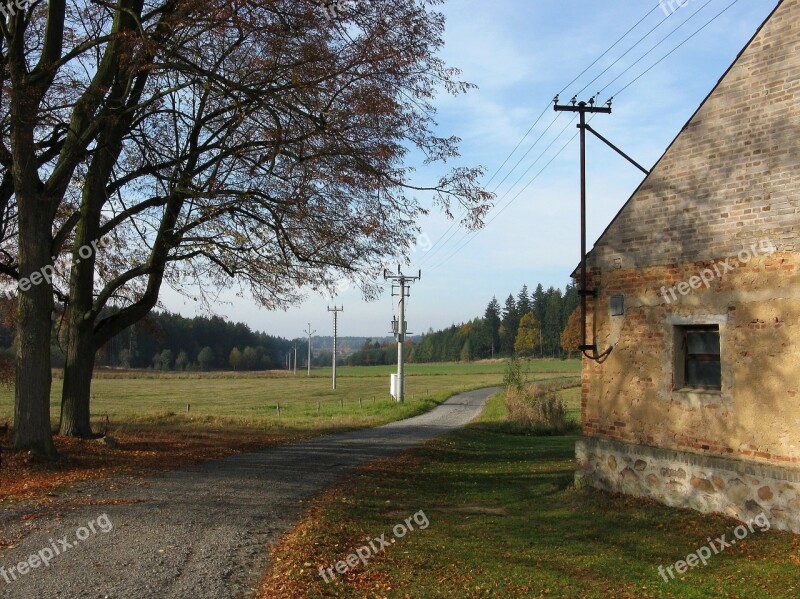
[542,287,564,357]
[517,284,531,317]
[500,294,519,355]
[483,297,502,356]
[532,284,546,329]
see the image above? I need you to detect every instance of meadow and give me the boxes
[0,360,580,432]
[0,359,580,502]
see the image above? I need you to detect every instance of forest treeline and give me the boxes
[0,283,580,372]
[0,306,301,371]
[346,283,581,365]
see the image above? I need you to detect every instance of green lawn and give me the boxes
[259,391,800,599]
[0,360,580,434]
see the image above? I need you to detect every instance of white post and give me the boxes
[397,279,405,402]
[305,323,316,377]
[383,268,420,404]
[328,306,343,390]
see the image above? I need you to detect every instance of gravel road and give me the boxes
[0,387,497,599]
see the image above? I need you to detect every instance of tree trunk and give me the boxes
[59,311,96,437]
[14,201,57,457]
[58,175,104,437]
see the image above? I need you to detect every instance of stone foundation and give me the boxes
[576,436,800,533]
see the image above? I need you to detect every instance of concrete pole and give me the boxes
[328,306,343,390]
[304,324,316,377]
[383,268,420,403]
[397,278,405,402]
[332,313,337,390]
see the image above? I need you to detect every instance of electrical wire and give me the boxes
[427,116,585,274]
[417,1,664,265]
[574,1,682,98]
[596,0,717,96]
[613,0,741,98]
[421,0,742,274]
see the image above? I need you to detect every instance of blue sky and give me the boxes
[161,0,779,340]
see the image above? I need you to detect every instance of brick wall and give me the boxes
[581,0,800,469]
[591,0,800,271]
[582,252,800,463]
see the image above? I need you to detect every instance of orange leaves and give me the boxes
[0,426,283,504]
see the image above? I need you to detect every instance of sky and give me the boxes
[160,0,780,341]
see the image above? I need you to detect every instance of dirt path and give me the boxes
[0,387,497,599]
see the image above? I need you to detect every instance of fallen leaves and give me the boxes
[0,425,289,503]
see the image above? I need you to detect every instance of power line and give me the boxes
[424,0,741,274]
[427,122,584,274]
[491,115,577,207]
[421,115,573,271]
[613,0,741,98]
[575,1,681,97]
[418,1,664,264]
[483,103,553,190]
[418,111,565,268]
[596,0,717,96]
[562,2,662,97]
[487,112,565,196]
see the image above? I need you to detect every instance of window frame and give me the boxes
[675,325,722,391]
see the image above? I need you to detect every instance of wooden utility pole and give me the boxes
[553,95,648,361]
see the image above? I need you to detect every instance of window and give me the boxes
[675,325,721,390]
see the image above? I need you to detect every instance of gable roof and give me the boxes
[579,0,796,275]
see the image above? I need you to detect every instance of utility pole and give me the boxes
[304,323,316,377]
[553,94,648,361]
[293,344,297,375]
[384,266,421,402]
[328,306,343,390]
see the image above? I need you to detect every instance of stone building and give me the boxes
[575,0,800,532]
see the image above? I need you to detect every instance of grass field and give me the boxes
[0,360,580,432]
[258,391,800,599]
[0,360,580,502]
